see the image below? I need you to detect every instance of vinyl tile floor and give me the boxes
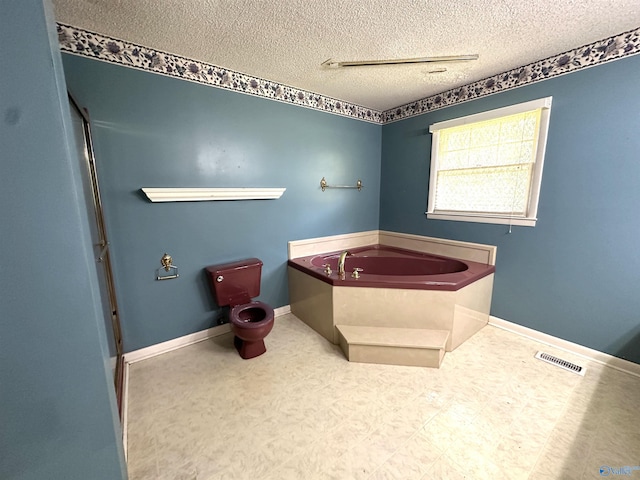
[126,314,640,480]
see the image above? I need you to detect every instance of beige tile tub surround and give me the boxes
[287,230,380,260]
[288,231,496,366]
[126,314,640,480]
[378,231,497,265]
[289,269,494,350]
[288,230,497,265]
[332,273,494,352]
[287,267,334,342]
[336,325,449,368]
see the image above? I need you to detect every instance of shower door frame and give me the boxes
[69,95,125,421]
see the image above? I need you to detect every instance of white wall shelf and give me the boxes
[141,187,286,202]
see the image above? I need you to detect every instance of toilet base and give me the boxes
[234,335,267,359]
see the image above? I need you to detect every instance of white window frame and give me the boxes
[426,97,552,227]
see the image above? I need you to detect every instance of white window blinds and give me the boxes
[427,97,552,227]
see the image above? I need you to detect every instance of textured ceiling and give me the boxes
[52,0,640,112]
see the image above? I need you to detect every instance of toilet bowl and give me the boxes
[205,258,275,359]
[230,300,274,359]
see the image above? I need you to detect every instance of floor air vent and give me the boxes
[535,351,586,376]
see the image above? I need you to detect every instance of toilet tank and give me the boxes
[205,258,263,307]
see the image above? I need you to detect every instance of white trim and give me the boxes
[274,305,291,317]
[489,316,640,378]
[429,97,553,131]
[121,360,130,461]
[527,99,552,223]
[426,212,537,227]
[141,187,286,202]
[123,305,291,364]
[123,324,231,364]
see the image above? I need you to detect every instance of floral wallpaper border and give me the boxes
[57,23,640,125]
[382,27,640,123]
[56,23,381,123]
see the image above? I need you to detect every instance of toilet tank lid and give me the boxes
[205,258,263,275]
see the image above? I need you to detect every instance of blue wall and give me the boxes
[0,1,126,478]
[380,54,640,364]
[62,55,382,352]
[60,27,640,364]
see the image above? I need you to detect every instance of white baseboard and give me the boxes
[275,305,291,316]
[122,304,291,457]
[489,316,640,378]
[121,308,637,456]
[123,305,291,365]
[123,323,231,364]
[121,360,130,461]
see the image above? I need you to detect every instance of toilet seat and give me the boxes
[230,301,274,327]
[229,301,274,359]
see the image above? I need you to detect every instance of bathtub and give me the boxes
[287,244,495,351]
[288,245,494,291]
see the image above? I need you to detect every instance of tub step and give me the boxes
[335,325,449,368]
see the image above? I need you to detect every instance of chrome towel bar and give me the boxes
[320,177,363,192]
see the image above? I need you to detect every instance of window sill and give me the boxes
[426,212,537,227]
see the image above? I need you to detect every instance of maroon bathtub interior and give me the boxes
[288,245,495,291]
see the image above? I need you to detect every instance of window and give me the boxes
[427,97,552,227]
